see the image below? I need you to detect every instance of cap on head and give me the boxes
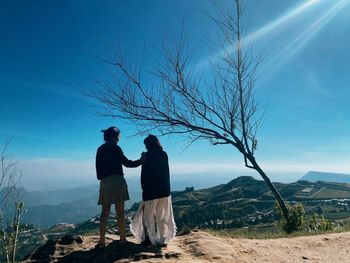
[102,126,120,141]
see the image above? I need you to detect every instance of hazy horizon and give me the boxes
[18,168,306,192]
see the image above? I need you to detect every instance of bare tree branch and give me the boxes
[87,0,290,222]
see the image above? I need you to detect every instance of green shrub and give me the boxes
[308,213,333,231]
[277,203,305,233]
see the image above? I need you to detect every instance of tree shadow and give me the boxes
[57,240,180,263]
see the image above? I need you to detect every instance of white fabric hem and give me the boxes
[130,196,177,245]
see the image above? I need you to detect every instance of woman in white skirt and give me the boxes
[130,135,176,247]
[95,126,142,248]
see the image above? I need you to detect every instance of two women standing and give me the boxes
[95,127,176,248]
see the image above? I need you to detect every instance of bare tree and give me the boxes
[89,0,290,222]
[0,138,24,263]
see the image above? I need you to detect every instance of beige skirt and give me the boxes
[98,174,130,205]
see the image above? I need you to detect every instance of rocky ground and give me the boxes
[22,230,350,262]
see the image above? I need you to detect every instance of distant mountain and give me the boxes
[21,195,100,228]
[20,191,141,228]
[301,171,350,184]
[1,185,141,228]
[0,184,98,207]
[25,185,98,206]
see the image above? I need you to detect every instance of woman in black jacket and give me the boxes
[131,135,176,247]
[95,126,141,248]
[141,135,170,202]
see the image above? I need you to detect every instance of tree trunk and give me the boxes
[11,203,21,263]
[0,210,10,263]
[247,156,290,221]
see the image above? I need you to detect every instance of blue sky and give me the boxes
[1,0,350,190]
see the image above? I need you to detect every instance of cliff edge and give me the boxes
[22,230,350,263]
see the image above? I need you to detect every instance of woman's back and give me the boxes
[141,150,170,201]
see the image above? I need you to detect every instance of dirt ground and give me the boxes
[23,230,350,262]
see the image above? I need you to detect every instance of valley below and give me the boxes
[3,172,350,262]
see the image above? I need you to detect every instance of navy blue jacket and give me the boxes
[96,142,141,180]
[141,150,171,201]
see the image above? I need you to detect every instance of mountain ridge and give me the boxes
[301,171,350,184]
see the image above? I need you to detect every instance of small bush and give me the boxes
[277,203,305,233]
[308,213,333,231]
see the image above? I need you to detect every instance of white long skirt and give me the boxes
[130,196,176,245]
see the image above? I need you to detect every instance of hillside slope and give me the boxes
[170,176,350,230]
[22,230,350,263]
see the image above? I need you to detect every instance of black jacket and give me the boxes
[141,150,171,201]
[96,142,141,180]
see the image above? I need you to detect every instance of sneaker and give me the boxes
[119,238,128,244]
[158,243,167,248]
[141,235,152,247]
[94,242,106,249]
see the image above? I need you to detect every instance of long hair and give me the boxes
[144,135,163,152]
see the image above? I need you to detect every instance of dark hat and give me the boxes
[102,126,120,135]
[101,127,120,140]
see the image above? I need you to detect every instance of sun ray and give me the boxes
[226,0,321,54]
[263,0,349,80]
[196,0,321,69]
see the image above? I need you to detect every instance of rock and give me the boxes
[59,235,83,245]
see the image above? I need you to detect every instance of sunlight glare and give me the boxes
[196,0,321,69]
[264,0,349,77]
[239,0,321,48]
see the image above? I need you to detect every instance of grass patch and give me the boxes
[312,189,350,199]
